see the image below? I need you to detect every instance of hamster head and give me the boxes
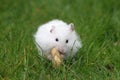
[48,22,81,59]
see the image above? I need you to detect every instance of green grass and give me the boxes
[0,0,120,80]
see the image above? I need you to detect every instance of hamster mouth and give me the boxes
[58,51,64,57]
[58,51,63,55]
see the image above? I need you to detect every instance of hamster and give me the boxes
[34,19,82,60]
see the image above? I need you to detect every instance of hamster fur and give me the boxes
[34,19,82,60]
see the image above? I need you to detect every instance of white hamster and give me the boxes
[34,19,82,60]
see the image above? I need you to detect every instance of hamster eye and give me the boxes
[66,39,69,43]
[55,38,59,42]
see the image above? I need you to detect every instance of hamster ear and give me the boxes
[50,25,55,33]
[69,23,74,31]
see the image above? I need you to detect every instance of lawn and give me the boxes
[0,0,120,80]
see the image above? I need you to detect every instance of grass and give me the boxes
[0,0,120,80]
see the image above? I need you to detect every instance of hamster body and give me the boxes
[34,19,82,60]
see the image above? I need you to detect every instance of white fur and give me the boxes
[34,19,82,60]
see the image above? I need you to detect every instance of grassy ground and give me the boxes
[0,0,120,80]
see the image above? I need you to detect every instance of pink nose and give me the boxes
[58,48,64,52]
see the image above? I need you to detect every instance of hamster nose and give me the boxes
[58,48,64,52]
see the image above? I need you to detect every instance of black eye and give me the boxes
[66,39,69,43]
[55,38,59,42]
